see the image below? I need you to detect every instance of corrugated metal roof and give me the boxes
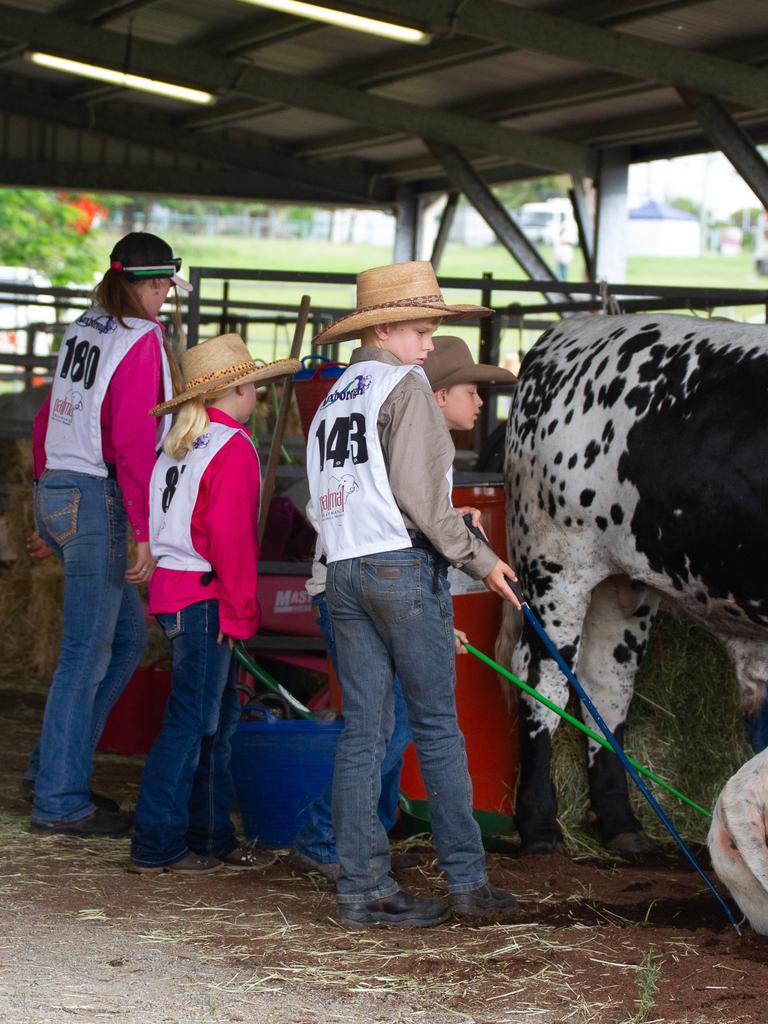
[0,0,766,203]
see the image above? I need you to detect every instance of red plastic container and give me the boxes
[293,356,346,441]
[96,659,172,756]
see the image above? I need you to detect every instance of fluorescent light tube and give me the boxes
[235,0,430,44]
[28,52,216,105]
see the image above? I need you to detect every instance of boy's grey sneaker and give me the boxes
[449,883,518,919]
[287,849,340,881]
[338,889,449,930]
[127,852,223,874]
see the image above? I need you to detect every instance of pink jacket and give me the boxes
[33,326,165,543]
[148,408,261,640]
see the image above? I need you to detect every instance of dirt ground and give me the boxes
[1,681,767,1024]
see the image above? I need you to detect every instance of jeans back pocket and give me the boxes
[361,557,422,625]
[39,486,81,545]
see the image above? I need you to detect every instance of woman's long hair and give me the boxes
[93,268,183,397]
[162,398,210,461]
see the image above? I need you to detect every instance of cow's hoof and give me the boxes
[605,831,655,856]
[518,839,567,857]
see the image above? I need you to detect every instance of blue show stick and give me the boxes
[463,515,740,933]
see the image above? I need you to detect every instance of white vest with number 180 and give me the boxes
[307,360,428,564]
[44,307,172,477]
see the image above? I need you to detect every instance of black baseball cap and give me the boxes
[109,232,192,292]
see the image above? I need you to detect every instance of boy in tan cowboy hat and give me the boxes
[129,335,298,874]
[306,261,521,929]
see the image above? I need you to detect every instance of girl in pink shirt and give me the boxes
[26,232,187,838]
[130,333,299,874]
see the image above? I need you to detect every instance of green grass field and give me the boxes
[96,230,767,363]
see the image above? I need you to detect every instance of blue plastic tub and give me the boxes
[230,714,344,847]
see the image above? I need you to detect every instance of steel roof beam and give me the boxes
[678,90,768,209]
[319,0,768,111]
[54,0,161,27]
[189,0,710,138]
[192,13,317,57]
[0,4,595,175]
[0,80,387,203]
[0,156,348,202]
[293,33,768,162]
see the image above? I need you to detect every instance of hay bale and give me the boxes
[551,608,753,848]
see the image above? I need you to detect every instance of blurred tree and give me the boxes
[494,175,569,209]
[0,189,101,284]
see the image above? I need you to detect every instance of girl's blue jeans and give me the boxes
[293,592,412,865]
[130,599,240,867]
[29,470,146,824]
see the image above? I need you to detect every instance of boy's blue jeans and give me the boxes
[327,549,487,905]
[293,592,411,864]
[29,470,146,824]
[130,600,240,867]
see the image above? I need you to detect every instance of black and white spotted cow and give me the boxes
[502,313,768,854]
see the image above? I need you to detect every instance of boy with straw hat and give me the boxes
[306,262,520,929]
[129,335,298,874]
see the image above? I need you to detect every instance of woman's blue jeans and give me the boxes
[293,592,412,865]
[327,549,486,905]
[29,470,146,824]
[130,599,240,867]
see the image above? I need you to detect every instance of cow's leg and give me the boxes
[576,579,661,851]
[512,573,596,854]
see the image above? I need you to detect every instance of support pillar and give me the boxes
[430,192,459,271]
[393,188,420,262]
[594,148,629,284]
[569,175,596,281]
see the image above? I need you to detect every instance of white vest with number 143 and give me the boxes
[307,359,428,564]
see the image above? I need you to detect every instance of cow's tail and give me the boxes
[494,601,524,709]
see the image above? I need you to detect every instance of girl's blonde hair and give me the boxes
[163,397,210,460]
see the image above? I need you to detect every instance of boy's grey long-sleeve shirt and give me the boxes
[348,346,498,581]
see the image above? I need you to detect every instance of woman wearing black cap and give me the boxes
[24,232,189,838]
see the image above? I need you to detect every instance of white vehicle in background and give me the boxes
[517,198,578,247]
[755,210,768,276]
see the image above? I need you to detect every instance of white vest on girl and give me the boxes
[307,360,429,564]
[150,422,250,572]
[44,307,172,477]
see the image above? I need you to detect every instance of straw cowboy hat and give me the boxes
[151,333,300,416]
[423,336,517,391]
[313,261,492,345]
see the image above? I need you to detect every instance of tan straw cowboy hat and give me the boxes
[423,336,517,391]
[313,260,492,345]
[151,333,300,416]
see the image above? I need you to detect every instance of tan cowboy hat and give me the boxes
[313,261,492,345]
[423,336,517,391]
[150,333,300,416]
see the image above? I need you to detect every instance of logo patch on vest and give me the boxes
[192,432,211,449]
[320,373,373,410]
[75,311,117,334]
[320,473,359,519]
[51,389,84,425]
